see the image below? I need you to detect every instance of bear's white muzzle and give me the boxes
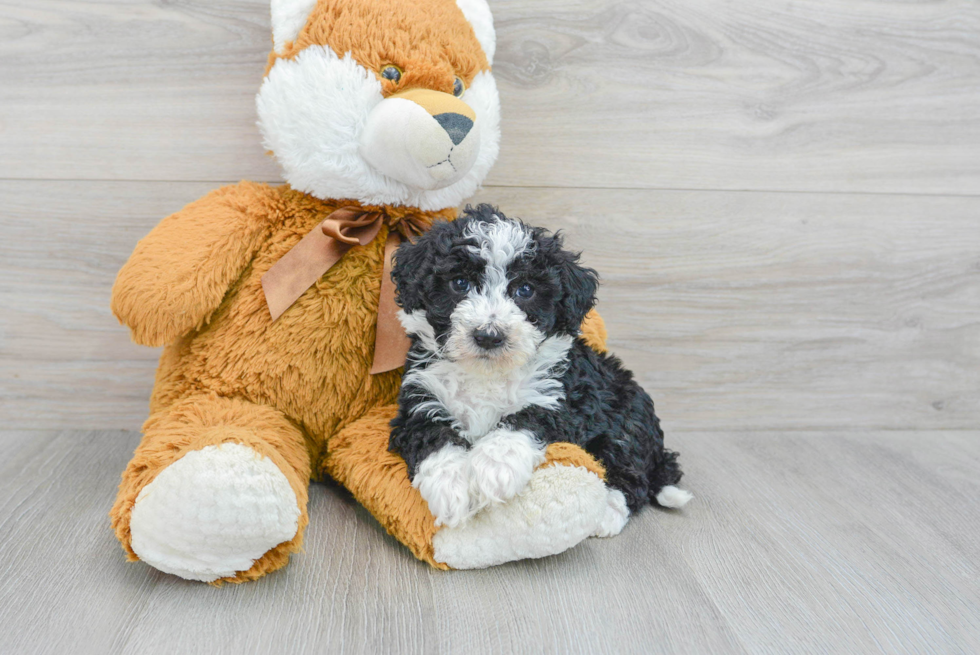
[359,88,481,190]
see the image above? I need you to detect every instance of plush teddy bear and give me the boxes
[110,0,617,583]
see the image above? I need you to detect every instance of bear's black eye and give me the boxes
[453,77,465,97]
[381,66,402,83]
[514,283,534,299]
[450,277,471,293]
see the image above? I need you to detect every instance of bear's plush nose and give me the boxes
[433,113,473,146]
[473,327,506,350]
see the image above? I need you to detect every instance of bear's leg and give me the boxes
[579,308,608,354]
[322,406,611,569]
[110,394,312,583]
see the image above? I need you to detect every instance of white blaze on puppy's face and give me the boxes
[444,219,538,371]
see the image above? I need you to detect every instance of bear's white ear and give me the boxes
[456,0,496,65]
[271,0,318,54]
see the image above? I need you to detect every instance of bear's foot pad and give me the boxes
[432,463,608,569]
[129,443,300,582]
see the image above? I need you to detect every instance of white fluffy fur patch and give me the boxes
[468,428,546,505]
[442,292,541,373]
[432,464,608,569]
[464,217,533,272]
[399,309,441,355]
[412,443,474,528]
[257,46,388,202]
[656,485,694,508]
[129,443,300,582]
[402,334,572,439]
[257,47,500,211]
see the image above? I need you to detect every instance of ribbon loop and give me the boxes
[321,208,384,246]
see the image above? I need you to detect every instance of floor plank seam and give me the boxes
[2,177,979,200]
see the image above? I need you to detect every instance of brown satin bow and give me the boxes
[260,206,431,374]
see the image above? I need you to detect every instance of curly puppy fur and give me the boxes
[389,205,690,528]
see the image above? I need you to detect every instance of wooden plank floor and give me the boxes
[2,0,979,652]
[0,429,978,654]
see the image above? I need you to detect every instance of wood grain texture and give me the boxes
[664,431,980,654]
[1,0,979,193]
[1,429,977,654]
[2,180,977,431]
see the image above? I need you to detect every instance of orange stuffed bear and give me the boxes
[110,0,616,583]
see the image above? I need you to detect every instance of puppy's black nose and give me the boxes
[473,328,506,350]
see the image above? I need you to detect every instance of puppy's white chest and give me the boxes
[403,334,573,440]
[427,364,542,439]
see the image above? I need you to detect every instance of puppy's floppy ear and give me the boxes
[391,235,430,314]
[553,238,599,335]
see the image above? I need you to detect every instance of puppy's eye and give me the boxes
[453,77,465,97]
[381,66,402,83]
[514,283,534,299]
[450,278,471,293]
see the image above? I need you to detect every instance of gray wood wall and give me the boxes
[2,0,978,434]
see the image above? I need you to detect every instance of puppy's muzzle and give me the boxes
[359,88,480,190]
[472,327,506,351]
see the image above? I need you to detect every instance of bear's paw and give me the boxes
[129,443,300,582]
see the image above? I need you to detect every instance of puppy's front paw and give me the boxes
[413,445,474,528]
[469,429,546,506]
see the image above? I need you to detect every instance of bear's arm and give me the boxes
[111,182,276,347]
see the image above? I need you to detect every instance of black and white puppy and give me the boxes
[389,205,692,534]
